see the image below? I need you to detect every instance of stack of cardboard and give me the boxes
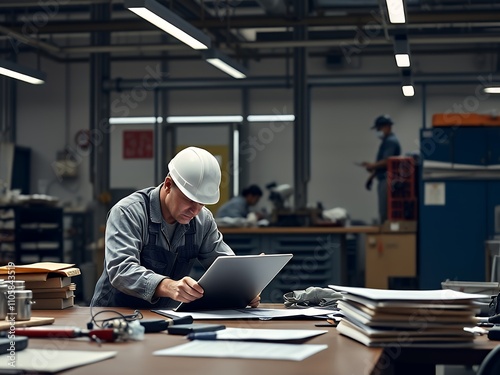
[0,262,81,309]
[329,284,486,347]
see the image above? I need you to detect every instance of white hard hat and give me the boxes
[168,147,221,205]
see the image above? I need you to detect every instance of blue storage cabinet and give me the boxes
[488,128,500,166]
[452,128,488,165]
[420,128,453,164]
[420,127,500,166]
[419,181,487,289]
[487,181,500,237]
[419,126,500,289]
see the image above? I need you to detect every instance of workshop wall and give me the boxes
[12,51,500,224]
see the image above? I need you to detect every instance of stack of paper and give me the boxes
[328,285,487,347]
[0,262,80,309]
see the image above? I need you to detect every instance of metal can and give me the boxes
[0,283,8,320]
[8,290,33,321]
[11,280,25,290]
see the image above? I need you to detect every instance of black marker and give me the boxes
[187,331,218,340]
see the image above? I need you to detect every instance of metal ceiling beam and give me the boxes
[105,72,500,91]
[6,10,500,34]
[6,34,500,57]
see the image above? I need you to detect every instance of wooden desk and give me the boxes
[20,307,499,375]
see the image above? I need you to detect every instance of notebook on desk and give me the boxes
[173,254,293,312]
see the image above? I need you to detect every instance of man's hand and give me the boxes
[248,294,261,308]
[361,162,375,172]
[155,277,204,302]
[365,177,374,191]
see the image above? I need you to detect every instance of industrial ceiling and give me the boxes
[1,0,500,66]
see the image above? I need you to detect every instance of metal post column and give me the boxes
[293,0,309,210]
[89,3,111,238]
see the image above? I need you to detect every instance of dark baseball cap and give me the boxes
[371,115,394,129]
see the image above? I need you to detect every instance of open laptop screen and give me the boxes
[175,254,293,312]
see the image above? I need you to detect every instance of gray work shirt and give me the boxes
[91,184,234,306]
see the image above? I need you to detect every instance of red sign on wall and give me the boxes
[123,130,154,159]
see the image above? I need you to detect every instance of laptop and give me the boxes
[174,253,293,312]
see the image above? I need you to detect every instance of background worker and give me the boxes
[361,115,401,224]
[91,146,260,309]
[216,184,263,219]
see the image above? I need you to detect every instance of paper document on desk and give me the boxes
[153,307,336,320]
[328,285,489,302]
[154,341,328,361]
[189,327,328,342]
[0,349,116,373]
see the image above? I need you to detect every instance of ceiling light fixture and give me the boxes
[483,87,500,94]
[125,0,211,50]
[166,115,243,123]
[0,59,45,85]
[109,116,162,124]
[401,69,414,97]
[203,49,247,79]
[247,115,295,122]
[393,34,411,68]
[385,0,406,24]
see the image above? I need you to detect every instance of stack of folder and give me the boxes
[329,285,487,347]
[0,262,80,310]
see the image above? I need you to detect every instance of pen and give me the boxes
[187,332,218,341]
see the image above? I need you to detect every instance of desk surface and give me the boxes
[18,307,499,375]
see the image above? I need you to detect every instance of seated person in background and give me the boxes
[91,146,260,309]
[216,184,263,219]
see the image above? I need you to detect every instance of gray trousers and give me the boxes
[377,178,388,224]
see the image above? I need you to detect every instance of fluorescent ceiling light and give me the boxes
[166,115,243,123]
[483,87,500,94]
[247,115,295,122]
[393,34,411,67]
[109,116,162,124]
[125,0,211,50]
[395,54,410,68]
[401,68,414,96]
[402,85,415,97]
[385,0,406,24]
[203,49,247,79]
[0,59,45,85]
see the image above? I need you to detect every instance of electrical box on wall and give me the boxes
[53,159,78,178]
[52,150,78,179]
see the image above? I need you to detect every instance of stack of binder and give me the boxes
[0,262,80,310]
[329,285,486,347]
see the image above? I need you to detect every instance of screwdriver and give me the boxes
[15,326,120,342]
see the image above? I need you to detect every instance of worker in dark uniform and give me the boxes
[216,185,263,219]
[362,115,401,224]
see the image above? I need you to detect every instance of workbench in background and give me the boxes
[210,226,379,302]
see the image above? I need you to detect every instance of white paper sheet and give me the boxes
[153,307,336,320]
[0,349,117,373]
[190,327,327,341]
[154,340,328,361]
[328,285,489,301]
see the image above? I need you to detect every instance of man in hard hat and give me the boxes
[361,115,401,224]
[216,184,263,219]
[91,146,260,309]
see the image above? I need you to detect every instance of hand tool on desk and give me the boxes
[139,315,193,333]
[14,326,120,342]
